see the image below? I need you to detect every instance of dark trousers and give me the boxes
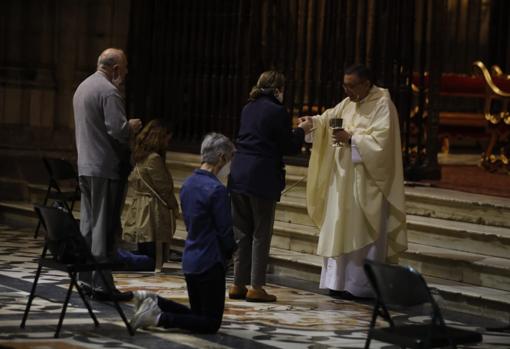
[157,263,225,334]
[231,192,276,286]
[138,242,156,259]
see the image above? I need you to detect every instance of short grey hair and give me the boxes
[200,132,235,165]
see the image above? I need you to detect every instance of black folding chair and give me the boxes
[363,260,482,349]
[21,205,134,338]
[33,157,81,238]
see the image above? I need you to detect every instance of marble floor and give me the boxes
[0,224,509,348]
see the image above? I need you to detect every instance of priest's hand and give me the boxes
[332,129,351,144]
[298,116,314,134]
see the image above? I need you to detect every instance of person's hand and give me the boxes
[332,129,351,143]
[128,118,143,133]
[298,116,314,133]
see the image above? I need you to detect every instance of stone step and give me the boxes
[277,184,510,229]
[426,276,510,322]
[22,179,510,292]
[0,200,80,230]
[271,212,510,260]
[15,171,510,270]
[3,199,510,321]
[0,201,39,228]
[407,214,510,259]
[20,152,510,229]
[405,186,510,229]
[400,242,510,292]
[269,250,510,322]
[0,199,319,254]
[25,174,314,228]
[172,176,316,227]
[174,214,320,255]
[22,172,310,227]
[268,220,319,254]
[170,220,323,283]
[0,176,29,201]
[279,184,510,228]
[171,203,510,293]
[165,152,510,228]
[26,183,81,207]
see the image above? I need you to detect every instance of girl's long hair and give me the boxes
[132,118,171,163]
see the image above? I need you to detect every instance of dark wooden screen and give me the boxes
[127,0,416,153]
[0,0,130,150]
[126,0,509,178]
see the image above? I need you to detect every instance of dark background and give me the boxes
[1,0,509,174]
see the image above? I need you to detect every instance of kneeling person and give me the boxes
[130,133,236,333]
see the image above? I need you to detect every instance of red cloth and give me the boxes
[412,73,510,96]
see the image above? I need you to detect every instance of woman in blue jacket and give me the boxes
[228,71,313,302]
[130,133,236,333]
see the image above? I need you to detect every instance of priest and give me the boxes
[301,64,407,299]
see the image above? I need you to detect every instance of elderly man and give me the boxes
[301,64,407,299]
[73,48,142,301]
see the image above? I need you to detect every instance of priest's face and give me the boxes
[343,74,371,102]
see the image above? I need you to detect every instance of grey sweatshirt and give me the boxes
[73,71,130,180]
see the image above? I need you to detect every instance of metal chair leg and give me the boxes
[33,188,50,239]
[111,297,135,336]
[54,276,74,338]
[364,335,372,349]
[20,262,44,328]
[72,272,99,327]
[33,221,43,239]
[97,269,134,336]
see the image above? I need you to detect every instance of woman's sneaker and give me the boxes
[130,298,162,330]
[132,290,158,312]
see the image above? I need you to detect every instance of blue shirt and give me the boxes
[180,169,234,275]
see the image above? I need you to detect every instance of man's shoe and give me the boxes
[78,283,93,297]
[130,298,162,330]
[246,288,277,302]
[93,289,134,302]
[133,290,158,312]
[228,285,248,299]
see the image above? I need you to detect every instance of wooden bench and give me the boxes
[412,71,486,153]
[412,62,510,157]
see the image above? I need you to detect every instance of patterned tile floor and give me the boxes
[0,224,509,348]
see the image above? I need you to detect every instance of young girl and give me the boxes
[121,119,178,271]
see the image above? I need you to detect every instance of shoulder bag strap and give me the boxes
[135,165,169,208]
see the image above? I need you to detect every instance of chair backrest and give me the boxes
[34,205,90,264]
[43,157,78,182]
[364,260,433,307]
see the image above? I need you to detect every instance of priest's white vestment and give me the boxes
[306,86,407,296]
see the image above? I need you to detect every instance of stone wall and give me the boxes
[0,0,131,200]
[0,0,131,153]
